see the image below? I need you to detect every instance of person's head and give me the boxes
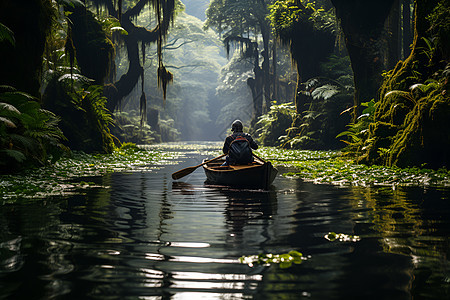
[231,120,243,133]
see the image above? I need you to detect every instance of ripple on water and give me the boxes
[0,148,449,299]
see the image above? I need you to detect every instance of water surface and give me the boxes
[0,143,449,299]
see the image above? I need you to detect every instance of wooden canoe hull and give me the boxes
[202,159,277,189]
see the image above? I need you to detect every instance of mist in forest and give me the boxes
[117,3,257,141]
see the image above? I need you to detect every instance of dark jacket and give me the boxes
[222,132,258,164]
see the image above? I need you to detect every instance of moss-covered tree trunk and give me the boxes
[331,0,395,118]
[361,0,450,169]
[0,0,53,97]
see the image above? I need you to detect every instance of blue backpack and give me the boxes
[228,135,253,164]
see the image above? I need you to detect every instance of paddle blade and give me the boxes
[171,166,196,180]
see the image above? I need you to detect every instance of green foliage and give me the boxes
[426,1,450,59]
[0,86,66,172]
[239,250,305,269]
[269,0,335,45]
[268,0,303,33]
[120,142,141,151]
[113,111,158,144]
[41,7,117,154]
[284,77,354,149]
[205,0,269,35]
[319,55,353,79]
[255,146,450,187]
[69,84,115,153]
[336,99,377,157]
[256,102,296,146]
[43,73,117,153]
[346,0,450,169]
[0,22,15,45]
[355,73,448,168]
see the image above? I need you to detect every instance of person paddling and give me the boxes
[222,120,258,166]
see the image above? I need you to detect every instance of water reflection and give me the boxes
[0,152,449,299]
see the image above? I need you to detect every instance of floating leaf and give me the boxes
[325,232,361,242]
[239,250,306,268]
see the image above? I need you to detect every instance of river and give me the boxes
[0,142,449,299]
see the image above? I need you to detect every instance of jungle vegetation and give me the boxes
[239,0,448,169]
[0,0,179,172]
[0,0,449,173]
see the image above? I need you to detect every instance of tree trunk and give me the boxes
[272,43,278,102]
[106,33,145,111]
[0,0,53,97]
[402,0,413,59]
[386,0,401,70]
[247,65,264,120]
[330,0,395,119]
[68,6,114,85]
[260,16,272,114]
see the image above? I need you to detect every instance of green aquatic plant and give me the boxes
[255,146,450,187]
[325,232,361,242]
[239,250,305,269]
[0,146,179,201]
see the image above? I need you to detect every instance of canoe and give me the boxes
[202,157,278,189]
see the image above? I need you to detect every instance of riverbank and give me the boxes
[258,147,450,187]
[1,143,449,201]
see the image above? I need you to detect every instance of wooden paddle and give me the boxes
[252,152,266,163]
[172,153,227,180]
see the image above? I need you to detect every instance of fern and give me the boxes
[0,86,66,171]
[336,100,377,155]
[256,102,296,146]
[0,116,16,128]
[0,149,26,164]
[311,84,340,100]
[0,22,15,45]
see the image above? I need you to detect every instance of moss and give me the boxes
[389,91,450,168]
[358,121,398,165]
[366,77,450,169]
[376,83,415,125]
[360,0,450,169]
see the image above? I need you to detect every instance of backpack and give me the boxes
[228,135,253,164]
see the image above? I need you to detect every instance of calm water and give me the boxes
[1,144,449,299]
